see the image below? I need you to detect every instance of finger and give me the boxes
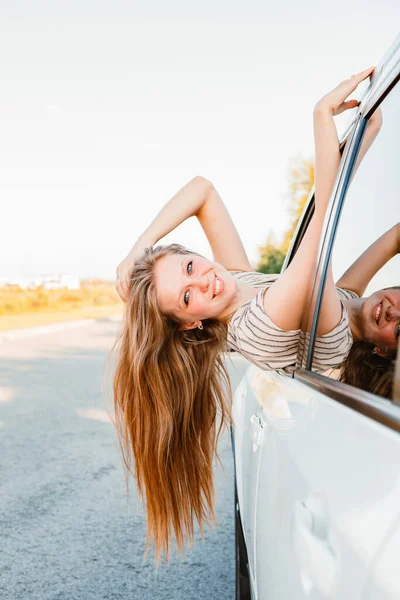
[116,286,126,302]
[353,65,375,83]
[334,99,359,116]
[335,99,359,115]
[340,66,374,98]
[120,284,128,303]
[343,99,359,110]
[115,277,126,300]
[123,276,132,298]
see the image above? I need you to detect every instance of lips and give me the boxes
[213,274,224,298]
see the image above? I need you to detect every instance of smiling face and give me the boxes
[153,252,239,327]
[360,288,400,350]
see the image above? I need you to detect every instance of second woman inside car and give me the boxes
[334,222,400,397]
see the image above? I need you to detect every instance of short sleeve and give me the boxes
[227,289,301,371]
[299,287,359,371]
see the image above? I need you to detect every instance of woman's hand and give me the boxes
[315,66,375,116]
[115,240,151,302]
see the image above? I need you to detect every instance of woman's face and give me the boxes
[153,252,239,327]
[360,288,400,350]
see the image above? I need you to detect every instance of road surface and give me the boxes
[0,318,235,600]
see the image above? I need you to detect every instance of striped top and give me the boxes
[299,287,359,372]
[227,271,358,373]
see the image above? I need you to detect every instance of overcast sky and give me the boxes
[1,1,399,279]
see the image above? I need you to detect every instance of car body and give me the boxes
[229,35,400,600]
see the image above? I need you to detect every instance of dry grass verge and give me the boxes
[0,281,124,331]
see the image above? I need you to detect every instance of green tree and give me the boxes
[281,155,315,254]
[257,235,286,274]
[256,155,315,273]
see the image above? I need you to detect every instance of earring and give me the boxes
[372,347,389,356]
[197,323,203,330]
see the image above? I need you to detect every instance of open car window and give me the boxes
[306,76,400,404]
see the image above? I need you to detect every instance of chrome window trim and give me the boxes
[295,368,400,433]
[339,34,400,141]
[281,189,314,273]
[360,37,400,120]
[304,116,368,369]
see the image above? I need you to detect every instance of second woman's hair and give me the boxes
[111,244,232,561]
[339,340,396,399]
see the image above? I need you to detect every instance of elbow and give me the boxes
[313,100,332,119]
[191,175,214,194]
[191,175,213,187]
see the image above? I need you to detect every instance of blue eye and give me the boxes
[183,261,193,305]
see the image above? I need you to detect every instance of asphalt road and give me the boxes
[0,318,235,600]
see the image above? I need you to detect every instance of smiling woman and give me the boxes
[336,224,400,397]
[153,251,242,325]
[110,68,378,562]
[332,220,400,350]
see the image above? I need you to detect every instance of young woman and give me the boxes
[337,223,400,353]
[333,223,400,397]
[112,68,376,561]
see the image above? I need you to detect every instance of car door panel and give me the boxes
[251,369,400,600]
[362,509,400,600]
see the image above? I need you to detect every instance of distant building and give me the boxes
[42,274,81,290]
[0,274,81,290]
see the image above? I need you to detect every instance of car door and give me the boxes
[252,43,400,600]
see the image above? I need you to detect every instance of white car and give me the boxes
[230,36,400,600]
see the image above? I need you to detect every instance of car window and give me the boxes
[309,78,400,402]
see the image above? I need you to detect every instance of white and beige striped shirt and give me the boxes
[227,271,358,373]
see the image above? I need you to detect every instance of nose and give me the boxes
[191,275,210,293]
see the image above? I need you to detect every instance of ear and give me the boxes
[179,321,201,331]
[373,346,390,358]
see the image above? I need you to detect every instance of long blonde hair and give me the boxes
[111,244,232,561]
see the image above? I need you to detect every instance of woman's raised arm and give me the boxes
[336,222,400,297]
[262,67,375,332]
[116,176,252,301]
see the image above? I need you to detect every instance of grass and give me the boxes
[0,281,124,331]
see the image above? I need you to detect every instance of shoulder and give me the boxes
[336,286,360,301]
[312,295,355,371]
[227,287,300,371]
[229,270,279,289]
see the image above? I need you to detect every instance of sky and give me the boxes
[1,1,399,280]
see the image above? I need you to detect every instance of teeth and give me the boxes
[214,278,221,297]
[376,303,381,324]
